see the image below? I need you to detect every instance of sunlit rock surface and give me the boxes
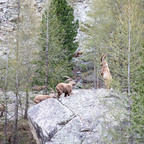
[28,89,127,144]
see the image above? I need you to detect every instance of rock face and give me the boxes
[0,0,44,59]
[0,0,89,54]
[71,0,90,50]
[28,89,127,144]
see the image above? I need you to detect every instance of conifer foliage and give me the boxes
[51,0,79,60]
[34,0,78,90]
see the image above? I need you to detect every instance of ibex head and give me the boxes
[64,76,76,86]
[100,54,108,66]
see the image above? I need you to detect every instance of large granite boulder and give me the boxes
[28,89,127,144]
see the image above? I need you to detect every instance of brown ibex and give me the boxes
[100,54,112,89]
[34,88,56,104]
[56,76,76,99]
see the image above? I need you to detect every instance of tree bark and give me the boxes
[12,92,18,144]
[24,89,29,119]
[12,0,20,143]
[128,1,132,143]
[45,9,49,95]
[94,63,96,89]
[18,94,23,117]
[4,52,8,144]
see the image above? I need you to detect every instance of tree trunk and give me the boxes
[24,89,29,119]
[128,1,132,143]
[4,69,8,144]
[45,9,49,95]
[96,65,99,89]
[12,92,18,144]
[93,63,96,89]
[24,59,31,119]
[128,1,131,99]
[12,0,20,143]
[3,36,9,144]
[4,91,8,144]
[18,94,23,117]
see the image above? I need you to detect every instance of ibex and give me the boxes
[56,76,76,99]
[34,88,56,104]
[100,54,112,89]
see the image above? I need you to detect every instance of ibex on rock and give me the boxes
[100,54,112,89]
[56,76,76,99]
[34,88,56,104]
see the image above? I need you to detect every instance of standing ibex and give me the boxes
[100,54,112,89]
[56,76,76,99]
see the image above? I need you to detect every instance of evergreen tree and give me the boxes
[34,1,71,90]
[51,0,79,61]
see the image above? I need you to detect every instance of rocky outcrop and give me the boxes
[71,0,90,50]
[0,1,89,43]
[0,0,44,59]
[0,0,90,58]
[28,89,127,144]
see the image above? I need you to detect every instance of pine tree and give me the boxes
[34,1,71,91]
[51,0,79,61]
